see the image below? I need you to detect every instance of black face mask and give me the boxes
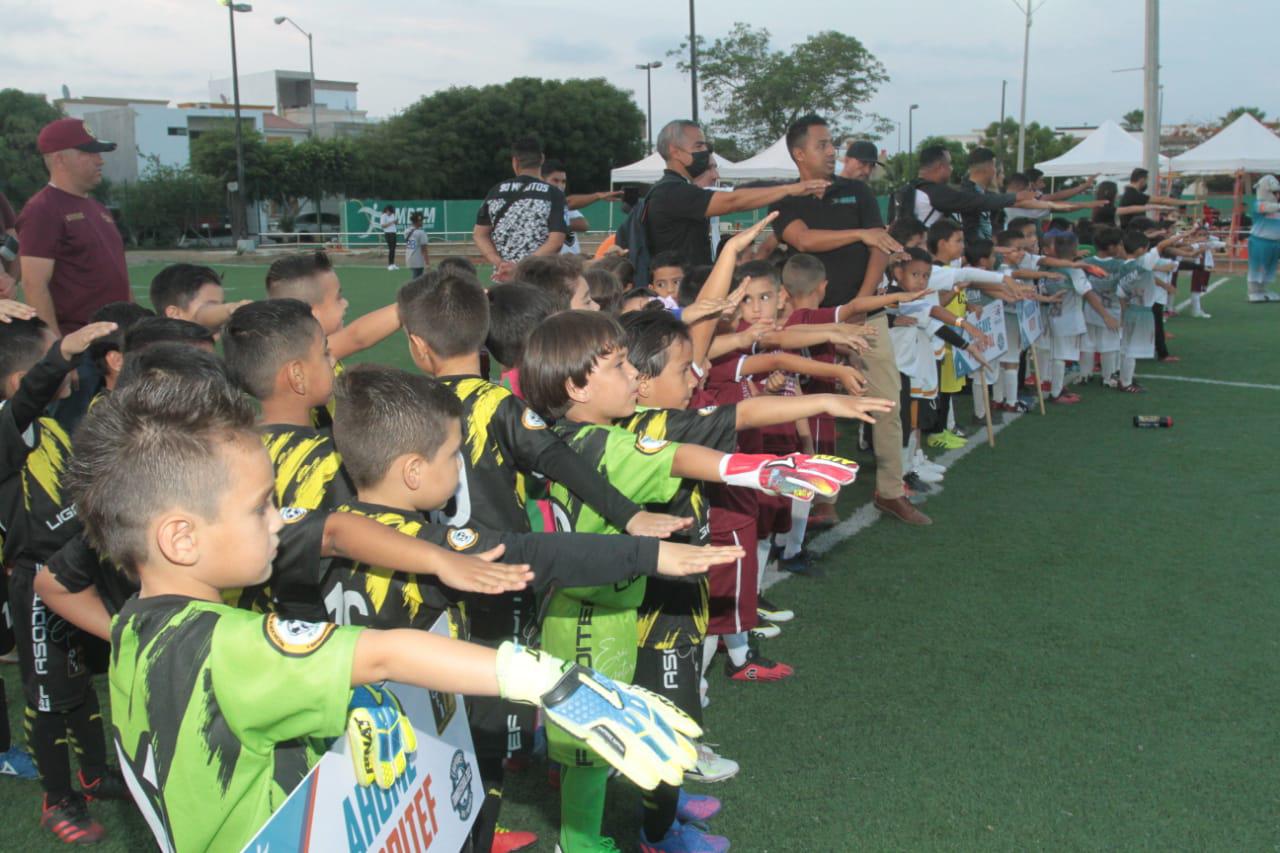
[687,147,713,178]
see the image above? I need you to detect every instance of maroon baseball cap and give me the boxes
[37,118,117,155]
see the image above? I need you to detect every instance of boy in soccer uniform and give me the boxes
[1079,227,1131,388]
[523,310,861,853]
[1040,233,1118,404]
[148,263,248,333]
[1114,230,1180,392]
[395,270,688,852]
[65,366,704,853]
[0,316,129,843]
[223,299,355,513]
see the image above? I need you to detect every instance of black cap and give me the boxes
[845,140,884,165]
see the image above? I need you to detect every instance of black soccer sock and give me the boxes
[64,693,108,777]
[0,683,11,752]
[642,782,680,842]
[470,753,504,852]
[26,706,73,799]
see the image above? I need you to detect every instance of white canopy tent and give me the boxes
[609,151,738,184]
[1034,120,1169,177]
[1170,114,1280,175]
[718,136,798,181]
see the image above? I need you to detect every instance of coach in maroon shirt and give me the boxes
[16,118,130,334]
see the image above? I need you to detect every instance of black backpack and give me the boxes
[887,179,937,225]
[617,174,683,286]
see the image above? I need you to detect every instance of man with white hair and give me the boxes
[1247,174,1280,303]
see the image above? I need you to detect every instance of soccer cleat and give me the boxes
[926,430,966,450]
[639,820,731,853]
[1117,383,1147,394]
[492,827,538,853]
[725,650,793,682]
[677,789,723,822]
[756,596,794,623]
[902,472,933,496]
[40,793,105,845]
[777,549,821,577]
[1050,392,1081,405]
[78,768,130,801]
[750,622,780,640]
[684,743,739,784]
[0,746,37,780]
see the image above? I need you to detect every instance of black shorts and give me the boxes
[8,567,93,713]
[633,644,703,728]
[463,592,538,760]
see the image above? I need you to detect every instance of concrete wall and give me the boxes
[83,108,139,184]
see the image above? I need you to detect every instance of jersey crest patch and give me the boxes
[447,527,479,551]
[697,405,718,416]
[279,506,309,524]
[263,614,335,657]
[635,435,670,455]
[522,409,547,430]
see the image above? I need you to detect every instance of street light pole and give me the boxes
[635,61,663,152]
[688,0,698,122]
[223,0,253,243]
[276,16,322,232]
[997,79,1008,171]
[908,104,919,176]
[1142,0,1160,181]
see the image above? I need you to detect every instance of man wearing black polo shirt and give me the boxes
[771,115,930,526]
[1118,168,1193,228]
[473,136,568,282]
[643,120,828,272]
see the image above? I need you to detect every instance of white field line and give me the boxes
[1134,374,1280,391]
[1173,276,1229,312]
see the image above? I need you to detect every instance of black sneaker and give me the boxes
[777,549,823,578]
[903,472,933,495]
[79,767,130,802]
[41,793,105,844]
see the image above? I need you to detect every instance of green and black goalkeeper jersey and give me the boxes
[260,423,355,512]
[110,594,361,853]
[322,499,664,632]
[0,345,81,572]
[548,420,682,609]
[436,375,641,533]
[619,405,737,649]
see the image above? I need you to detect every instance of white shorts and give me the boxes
[1052,332,1083,362]
[1001,315,1023,363]
[1122,320,1156,359]
[1085,323,1122,353]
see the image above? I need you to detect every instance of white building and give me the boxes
[207,70,369,139]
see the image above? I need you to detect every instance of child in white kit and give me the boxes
[1041,232,1118,404]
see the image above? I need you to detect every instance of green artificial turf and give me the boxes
[3,271,1277,851]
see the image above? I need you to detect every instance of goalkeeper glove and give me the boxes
[718,452,859,502]
[346,683,418,789]
[494,642,700,790]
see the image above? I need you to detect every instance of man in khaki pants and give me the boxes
[772,116,931,525]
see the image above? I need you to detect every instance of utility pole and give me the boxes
[1142,0,1160,181]
[908,104,919,176]
[997,79,1008,171]
[688,0,698,122]
[222,0,253,245]
[636,61,663,152]
[1013,0,1045,173]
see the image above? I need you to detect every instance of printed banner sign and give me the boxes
[243,616,481,853]
[343,200,448,244]
[1016,297,1043,346]
[954,301,1009,378]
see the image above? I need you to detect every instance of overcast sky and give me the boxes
[6,0,1276,156]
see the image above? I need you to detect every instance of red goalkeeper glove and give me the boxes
[718,453,859,501]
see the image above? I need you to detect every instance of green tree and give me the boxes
[112,158,223,247]
[352,77,645,198]
[668,24,890,152]
[977,119,1075,174]
[1122,109,1144,132]
[0,89,63,208]
[1220,106,1266,126]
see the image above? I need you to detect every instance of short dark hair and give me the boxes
[649,251,685,275]
[1128,216,1159,233]
[523,310,626,419]
[964,238,996,266]
[486,283,560,368]
[1073,219,1096,245]
[1007,216,1037,235]
[967,147,996,166]
[437,256,478,277]
[1025,168,1044,182]
[584,267,624,316]
[1121,229,1150,254]
[123,317,216,354]
[926,219,963,253]
[620,287,659,308]
[1130,168,1148,183]
[918,144,951,170]
[0,318,50,393]
[222,299,322,400]
[786,115,828,156]
[541,158,566,178]
[621,308,691,378]
[888,217,928,246]
[149,264,222,315]
[737,259,780,287]
[1050,232,1080,256]
[592,254,635,288]
[332,364,464,489]
[66,349,256,576]
[889,245,933,278]
[88,301,155,374]
[1048,217,1073,233]
[780,253,827,296]
[1005,172,1029,190]
[1093,226,1124,251]
[514,255,583,312]
[396,270,489,358]
[1095,180,1118,203]
[265,251,334,303]
[995,228,1023,248]
[511,136,544,170]
[117,342,232,393]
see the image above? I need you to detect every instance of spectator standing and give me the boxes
[1118,168,1194,228]
[540,159,620,256]
[474,137,568,281]
[839,140,886,182]
[379,205,398,270]
[404,212,428,278]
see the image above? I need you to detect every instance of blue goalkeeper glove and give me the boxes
[346,683,418,789]
[494,643,700,790]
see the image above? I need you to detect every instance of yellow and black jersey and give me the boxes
[0,346,82,572]
[618,404,738,650]
[220,506,330,620]
[309,359,345,429]
[322,499,663,633]
[260,423,355,512]
[436,375,641,533]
